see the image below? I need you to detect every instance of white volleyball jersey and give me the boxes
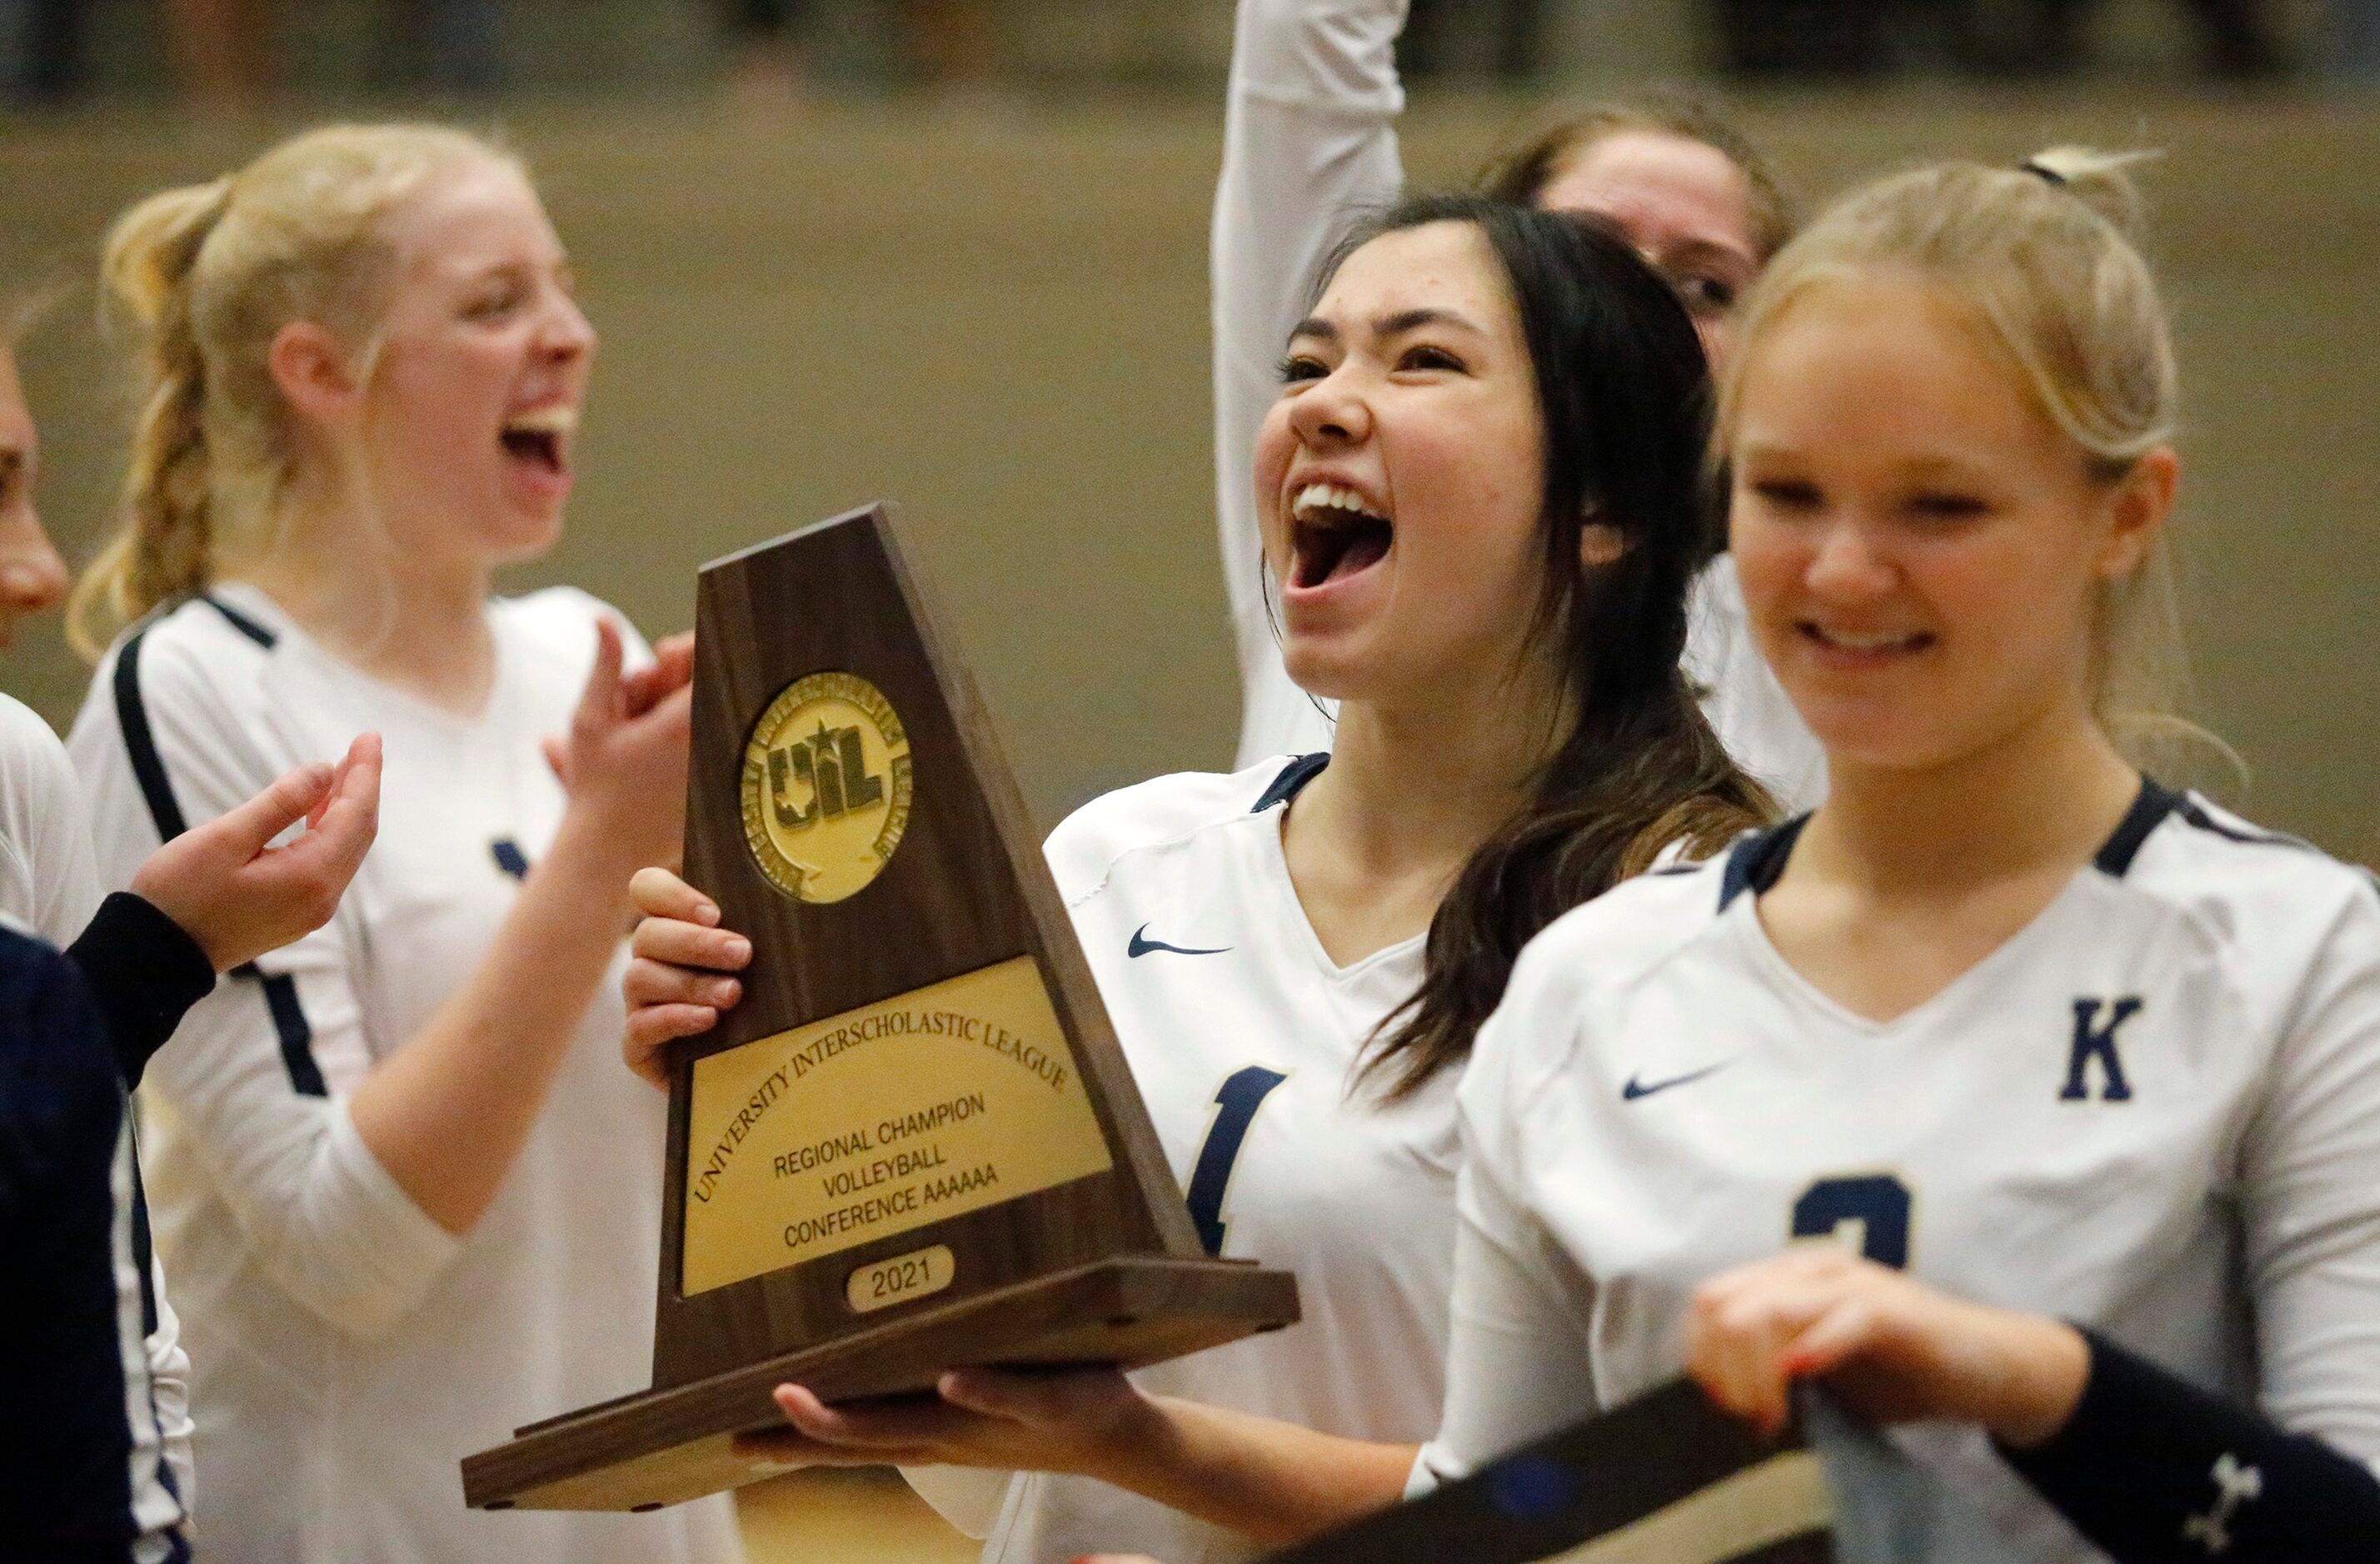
[975,756,1454,1564]
[67,585,741,1564]
[1211,0,1825,810]
[0,691,105,944]
[1422,782,2380,1562]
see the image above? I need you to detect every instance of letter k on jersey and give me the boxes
[2061,996,2143,1103]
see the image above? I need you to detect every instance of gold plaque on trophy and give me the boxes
[679,954,1113,1295]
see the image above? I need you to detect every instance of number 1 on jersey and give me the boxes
[1790,1173,1913,1269]
[1185,1066,1290,1257]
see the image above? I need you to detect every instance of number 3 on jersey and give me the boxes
[1185,1066,1290,1257]
[1791,1173,1913,1269]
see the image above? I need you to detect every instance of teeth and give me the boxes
[1291,482,1385,523]
[503,406,578,436]
[1819,628,1918,650]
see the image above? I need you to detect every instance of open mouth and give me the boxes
[500,406,576,478]
[1288,483,1394,589]
[1799,623,1934,656]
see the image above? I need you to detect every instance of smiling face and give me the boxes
[1728,271,2167,773]
[1255,221,1548,712]
[344,156,594,572]
[1536,130,1759,366]
[0,346,68,650]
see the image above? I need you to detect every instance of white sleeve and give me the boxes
[2238,879,2380,1469]
[69,635,463,1341]
[145,1270,193,1510]
[0,693,104,944]
[1215,0,1408,770]
[1413,989,1600,1492]
[896,1465,1013,1538]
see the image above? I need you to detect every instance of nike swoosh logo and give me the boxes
[1620,1063,1729,1102]
[1127,924,1232,959]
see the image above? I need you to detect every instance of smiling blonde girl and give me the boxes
[65,125,742,1564]
[1423,150,2380,1562]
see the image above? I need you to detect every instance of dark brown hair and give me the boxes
[1483,88,1797,261]
[1327,196,1776,1100]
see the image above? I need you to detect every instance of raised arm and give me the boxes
[1215,0,1410,769]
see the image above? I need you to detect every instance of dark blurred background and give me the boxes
[2,0,2374,873]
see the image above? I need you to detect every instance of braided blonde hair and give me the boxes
[68,123,516,657]
[1718,147,2212,773]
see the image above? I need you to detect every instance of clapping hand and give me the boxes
[131,732,383,972]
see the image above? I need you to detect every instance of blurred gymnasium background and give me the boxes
[3,3,2374,869]
[1,2,2373,1555]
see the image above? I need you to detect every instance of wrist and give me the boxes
[542,807,656,900]
[1978,1312,2091,1450]
[1074,1387,1176,1490]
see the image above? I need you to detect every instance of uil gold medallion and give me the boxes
[741,672,913,904]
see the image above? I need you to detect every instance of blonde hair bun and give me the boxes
[2020,145,2159,242]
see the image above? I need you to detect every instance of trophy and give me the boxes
[462,504,1300,1513]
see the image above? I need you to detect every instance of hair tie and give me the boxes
[2019,158,2068,187]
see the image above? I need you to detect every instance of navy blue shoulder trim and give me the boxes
[112,629,188,844]
[1719,816,1808,910]
[2174,794,2323,856]
[115,620,326,1099]
[1252,753,1330,813]
[232,964,327,1098]
[202,592,277,649]
[2093,776,2183,879]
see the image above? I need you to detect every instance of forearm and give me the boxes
[1093,1395,1414,1546]
[347,811,636,1235]
[1999,1327,2380,1563]
[63,891,216,1088]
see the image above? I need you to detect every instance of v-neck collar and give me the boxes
[1249,753,1426,984]
[1719,775,2182,1036]
[212,580,511,737]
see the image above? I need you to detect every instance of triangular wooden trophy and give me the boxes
[463,503,1300,1513]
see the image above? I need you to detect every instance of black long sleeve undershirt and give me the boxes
[2000,1327,2380,1562]
[62,892,214,1090]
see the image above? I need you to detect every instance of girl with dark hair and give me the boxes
[621,196,1770,1561]
[1215,0,1825,809]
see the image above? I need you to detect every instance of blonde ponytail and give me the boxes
[67,123,516,660]
[67,181,232,656]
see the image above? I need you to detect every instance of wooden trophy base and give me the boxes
[463,1256,1297,1513]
